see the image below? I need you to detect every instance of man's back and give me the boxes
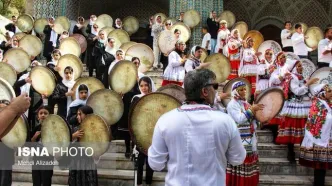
[148,104,246,186]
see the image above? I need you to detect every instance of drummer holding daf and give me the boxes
[318,27,332,68]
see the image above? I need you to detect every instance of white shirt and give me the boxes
[291,32,312,56]
[318,38,332,63]
[280,29,292,48]
[148,104,246,186]
[201,33,211,50]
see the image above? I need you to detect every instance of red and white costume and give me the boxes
[226,29,242,80]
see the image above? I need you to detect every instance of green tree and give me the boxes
[0,0,26,16]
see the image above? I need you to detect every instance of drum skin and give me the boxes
[86,89,124,127]
[203,53,231,83]
[125,43,154,73]
[0,77,16,102]
[59,37,81,57]
[19,35,43,57]
[255,88,285,123]
[157,84,186,103]
[183,10,201,28]
[1,115,28,149]
[308,67,332,96]
[71,77,105,100]
[57,54,83,80]
[129,93,181,155]
[79,114,110,158]
[244,30,264,51]
[109,60,138,94]
[30,66,56,97]
[219,10,236,28]
[233,21,248,39]
[70,34,88,53]
[0,62,17,86]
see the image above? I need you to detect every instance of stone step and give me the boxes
[12,182,67,186]
[11,166,332,186]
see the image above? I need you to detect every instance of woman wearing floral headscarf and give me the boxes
[276,60,319,162]
[226,81,264,186]
[299,84,332,186]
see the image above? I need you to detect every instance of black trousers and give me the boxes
[137,152,154,185]
[32,169,53,186]
[282,46,294,52]
[0,169,12,186]
[96,65,105,82]
[318,62,330,68]
[314,169,326,186]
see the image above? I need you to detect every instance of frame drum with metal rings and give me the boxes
[70,34,87,53]
[171,22,191,42]
[285,52,300,61]
[17,14,34,33]
[154,13,167,23]
[120,41,137,54]
[0,77,16,106]
[41,114,71,159]
[300,58,316,80]
[107,29,130,50]
[109,60,138,94]
[79,114,110,158]
[59,37,81,57]
[3,48,30,73]
[157,84,186,103]
[95,14,113,29]
[308,67,332,96]
[30,66,56,97]
[19,35,43,57]
[54,16,70,34]
[129,93,181,155]
[125,43,154,73]
[244,30,264,51]
[0,62,17,86]
[71,77,105,100]
[158,30,177,55]
[219,10,236,28]
[203,53,231,83]
[255,87,285,123]
[258,40,282,61]
[305,27,323,49]
[233,21,248,39]
[1,115,28,149]
[57,54,83,80]
[123,16,139,35]
[34,18,48,35]
[183,10,201,28]
[222,77,252,107]
[86,89,124,127]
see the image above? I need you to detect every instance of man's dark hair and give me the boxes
[295,23,302,29]
[184,69,216,102]
[284,21,291,26]
[202,26,209,31]
[324,27,332,35]
[78,105,93,115]
[12,16,16,19]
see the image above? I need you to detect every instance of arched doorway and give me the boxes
[259,24,282,45]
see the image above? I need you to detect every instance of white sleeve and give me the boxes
[207,33,211,41]
[168,52,183,67]
[318,41,326,56]
[257,64,267,75]
[269,72,282,87]
[281,30,291,40]
[184,60,194,72]
[148,122,168,171]
[292,34,304,45]
[226,118,247,166]
[290,77,308,96]
[226,101,250,125]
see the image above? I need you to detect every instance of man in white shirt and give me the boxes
[148,69,246,186]
[318,27,332,68]
[280,21,293,52]
[201,26,211,54]
[291,23,316,59]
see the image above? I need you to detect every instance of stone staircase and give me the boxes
[12,68,332,185]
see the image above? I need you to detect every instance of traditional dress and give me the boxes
[255,49,274,93]
[226,29,242,80]
[162,50,185,86]
[152,17,163,68]
[239,37,259,94]
[226,81,259,186]
[184,46,201,73]
[299,84,332,186]
[276,60,311,145]
[215,21,230,54]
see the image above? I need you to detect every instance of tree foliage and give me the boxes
[0,0,26,16]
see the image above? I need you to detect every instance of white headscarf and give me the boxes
[89,15,97,26]
[91,24,99,36]
[49,17,58,47]
[115,18,122,29]
[62,68,76,111]
[105,37,116,55]
[98,30,107,44]
[0,49,3,62]
[68,84,90,109]
[313,83,328,97]
[133,76,156,99]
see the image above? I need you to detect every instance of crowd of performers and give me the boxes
[0,12,332,186]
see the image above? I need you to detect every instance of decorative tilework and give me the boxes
[169,0,224,48]
[33,0,61,19]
